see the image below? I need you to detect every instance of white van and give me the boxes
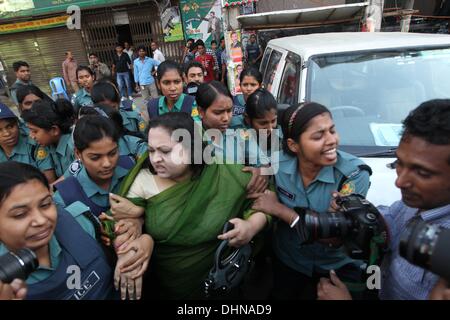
[261,32,450,206]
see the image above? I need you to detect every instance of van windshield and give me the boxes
[307,48,450,156]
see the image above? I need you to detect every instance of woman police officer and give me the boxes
[249,102,372,299]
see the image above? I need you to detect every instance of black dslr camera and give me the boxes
[184,82,199,97]
[295,194,389,261]
[400,219,450,282]
[0,248,38,283]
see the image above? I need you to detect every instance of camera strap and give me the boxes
[343,281,367,293]
[341,234,387,295]
[369,234,387,266]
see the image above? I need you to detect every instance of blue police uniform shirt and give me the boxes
[229,115,283,159]
[49,133,75,178]
[0,204,95,285]
[272,150,371,276]
[230,114,246,130]
[119,135,148,159]
[119,108,146,135]
[0,132,53,172]
[229,114,283,137]
[18,117,29,135]
[73,88,93,111]
[155,93,201,123]
[204,128,270,167]
[232,94,246,117]
[25,207,114,300]
[54,164,129,214]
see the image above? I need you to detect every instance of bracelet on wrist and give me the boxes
[289,214,300,228]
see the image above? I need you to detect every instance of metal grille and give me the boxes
[127,3,185,62]
[81,2,185,66]
[81,7,118,67]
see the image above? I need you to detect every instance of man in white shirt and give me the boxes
[151,41,165,63]
[123,42,134,61]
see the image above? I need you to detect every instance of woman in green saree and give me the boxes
[109,112,269,299]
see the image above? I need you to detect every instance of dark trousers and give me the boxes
[271,257,366,300]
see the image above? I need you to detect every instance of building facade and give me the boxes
[0,0,183,93]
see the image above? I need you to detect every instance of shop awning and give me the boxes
[236,2,369,30]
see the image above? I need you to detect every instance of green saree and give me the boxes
[119,151,265,299]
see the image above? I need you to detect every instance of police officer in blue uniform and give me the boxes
[120,99,147,136]
[0,161,114,300]
[230,88,282,160]
[250,103,371,300]
[51,117,150,300]
[16,84,53,135]
[22,99,76,178]
[147,61,201,124]
[53,115,132,217]
[64,133,146,179]
[90,81,146,137]
[64,104,147,178]
[197,81,269,167]
[231,67,262,120]
[72,87,93,112]
[72,66,96,113]
[0,103,55,183]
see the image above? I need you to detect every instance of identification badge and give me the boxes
[69,160,82,176]
[277,186,295,201]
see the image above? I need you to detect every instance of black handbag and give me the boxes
[204,222,252,297]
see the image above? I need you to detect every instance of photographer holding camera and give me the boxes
[183,61,205,97]
[184,61,205,86]
[317,99,450,300]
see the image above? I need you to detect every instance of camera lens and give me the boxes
[303,211,351,240]
[0,248,38,283]
[400,219,436,268]
[400,219,450,281]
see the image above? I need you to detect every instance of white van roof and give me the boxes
[268,32,450,59]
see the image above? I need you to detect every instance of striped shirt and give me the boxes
[379,201,450,300]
